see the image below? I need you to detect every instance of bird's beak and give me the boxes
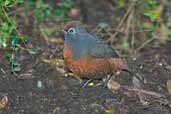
[58,28,67,34]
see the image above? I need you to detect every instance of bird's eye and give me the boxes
[67,28,76,34]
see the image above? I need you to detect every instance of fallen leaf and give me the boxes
[88,82,94,86]
[104,109,114,114]
[42,58,65,68]
[107,78,120,91]
[156,24,169,44]
[0,95,8,109]
[167,80,171,94]
[68,8,80,17]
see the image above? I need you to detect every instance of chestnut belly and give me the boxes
[67,57,125,79]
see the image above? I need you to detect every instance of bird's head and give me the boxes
[60,21,92,59]
[60,21,87,43]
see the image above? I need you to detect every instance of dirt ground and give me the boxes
[0,42,171,114]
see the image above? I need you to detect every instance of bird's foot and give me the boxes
[102,75,113,88]
[82,79,93,88]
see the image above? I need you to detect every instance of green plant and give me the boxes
[34,0,76,38]
[0,1,21,73]
[168,32,171,41]
[122,39,129,49]
[0,0,77,73]
[0,0,29,73]
[55,0,75,22]
[0,0,24,7]
[6,53,21,73]
[98,22,110,30]
[35,0,52,23]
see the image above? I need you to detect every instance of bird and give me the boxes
[61,21,128,79]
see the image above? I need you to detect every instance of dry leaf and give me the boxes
[166,80,171,94]
[42,58,65,68]
[0,95,8,109]
[104,109,114,114]
[88,82,94,86]
[156,24,168,44]
[107,78,120,91]
[68,8,80,17]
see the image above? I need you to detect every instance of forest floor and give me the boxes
[0,0,171,114]
[0,41,171,114]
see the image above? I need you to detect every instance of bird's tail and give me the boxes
[110,58,128,71]
[110,58,142,81]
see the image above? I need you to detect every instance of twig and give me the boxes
[131,6,135,54]
[0,68,6,74]
[122,86,165,98]
[109,29,152,33]
[123,86,171,109]
[108,3,134,43]
[125,5,134,38]
[132,29,152,33]
[156,99,171,108]
[135,37,156,53]
[108,28,124,33]
[82,79,93,88]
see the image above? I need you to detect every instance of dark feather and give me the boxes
[87,34,119,58]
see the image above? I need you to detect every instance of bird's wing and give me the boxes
[87,34,119,58]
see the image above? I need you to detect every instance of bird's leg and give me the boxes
[103,74,114,88]
[82,79,93,88]
[103,71,121,88]
[123,69,143,82]
[65,73,82,83]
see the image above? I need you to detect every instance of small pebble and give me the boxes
[88,82,94,86]
[37,80,44,89]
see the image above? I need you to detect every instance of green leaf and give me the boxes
[63,1,74,9]
[12,62,21,72]
[117,0,125,8]
[40,27,52,36]
[5,0,11,7]
[98,22,110,29]
[23,35,29,43]
[17,0,24,4]
[138,22,155,31]
[5,53,21,72]
[46,9,52,17]
[27,48,38,55]
[2,22,9,31]
[55,9,64,16]
[11,35,19,46]
[35,8,45,23]
[143,12,158,22]
[63,15,71,22]
[168,32,171,41]
[122,40,129,49]
[14,44,21,51]
[148,0,157,6]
